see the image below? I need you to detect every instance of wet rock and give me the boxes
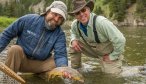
[139,66,146,75]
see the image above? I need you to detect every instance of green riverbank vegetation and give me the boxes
[0,16,17,32]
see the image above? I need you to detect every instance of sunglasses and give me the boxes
[74,8,87,15]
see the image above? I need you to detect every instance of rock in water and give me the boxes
[47,67,84,84]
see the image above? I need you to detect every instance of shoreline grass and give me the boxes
[0,16,17,32]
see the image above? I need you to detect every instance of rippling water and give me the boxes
[119,27,146,66]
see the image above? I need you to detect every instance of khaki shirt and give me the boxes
[70,13,126,60]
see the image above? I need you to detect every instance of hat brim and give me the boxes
[68,1,94,16]
[51,8,66,20]
[40,8,66,20]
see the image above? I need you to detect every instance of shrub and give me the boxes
[0,16,17,28]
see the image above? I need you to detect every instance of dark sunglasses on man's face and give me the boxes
[74,8,86,15]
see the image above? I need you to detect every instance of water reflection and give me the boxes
[119,27,146,66]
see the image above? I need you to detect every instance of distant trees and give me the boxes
[93,0,127,22]
[108,0,126,21]
[0,0,146,22]
[0,0,42,17]
[135,0,146,19]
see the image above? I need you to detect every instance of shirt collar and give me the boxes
[88,13,96,28]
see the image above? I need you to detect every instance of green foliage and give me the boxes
[93,0,127,22]
[21,0,42,6]
[0,0,42,17]
[44,0,54,7]
[0,4,3,16]
[102,0,111,5]
[108,0,126,21]
[0,16,17,28]
[94,7,103,15]
[125,0,136,8]
[0,0,146,22]
[135,0,146,19]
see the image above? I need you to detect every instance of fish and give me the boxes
[46,67,84,84]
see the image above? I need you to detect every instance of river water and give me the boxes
[0,26,146,84]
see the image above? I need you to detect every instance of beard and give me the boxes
[45,19,58,30]
[45,14,64,30]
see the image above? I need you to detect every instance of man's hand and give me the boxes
[62,71,72,79]
[71,40,83,52]
[102,54,113,63]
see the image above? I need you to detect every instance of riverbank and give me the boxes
[0,16,17,28]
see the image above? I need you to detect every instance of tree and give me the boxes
[0,4,3,16]
[136,0,146,19]
[108,0,126,21]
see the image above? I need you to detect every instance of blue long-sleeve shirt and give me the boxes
[0,14,68,67]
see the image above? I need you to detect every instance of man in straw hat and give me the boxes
[68,0,126,74]
[0,1,71,78]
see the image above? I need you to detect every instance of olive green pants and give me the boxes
[5,45,56,73]
[69,41,123,74]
